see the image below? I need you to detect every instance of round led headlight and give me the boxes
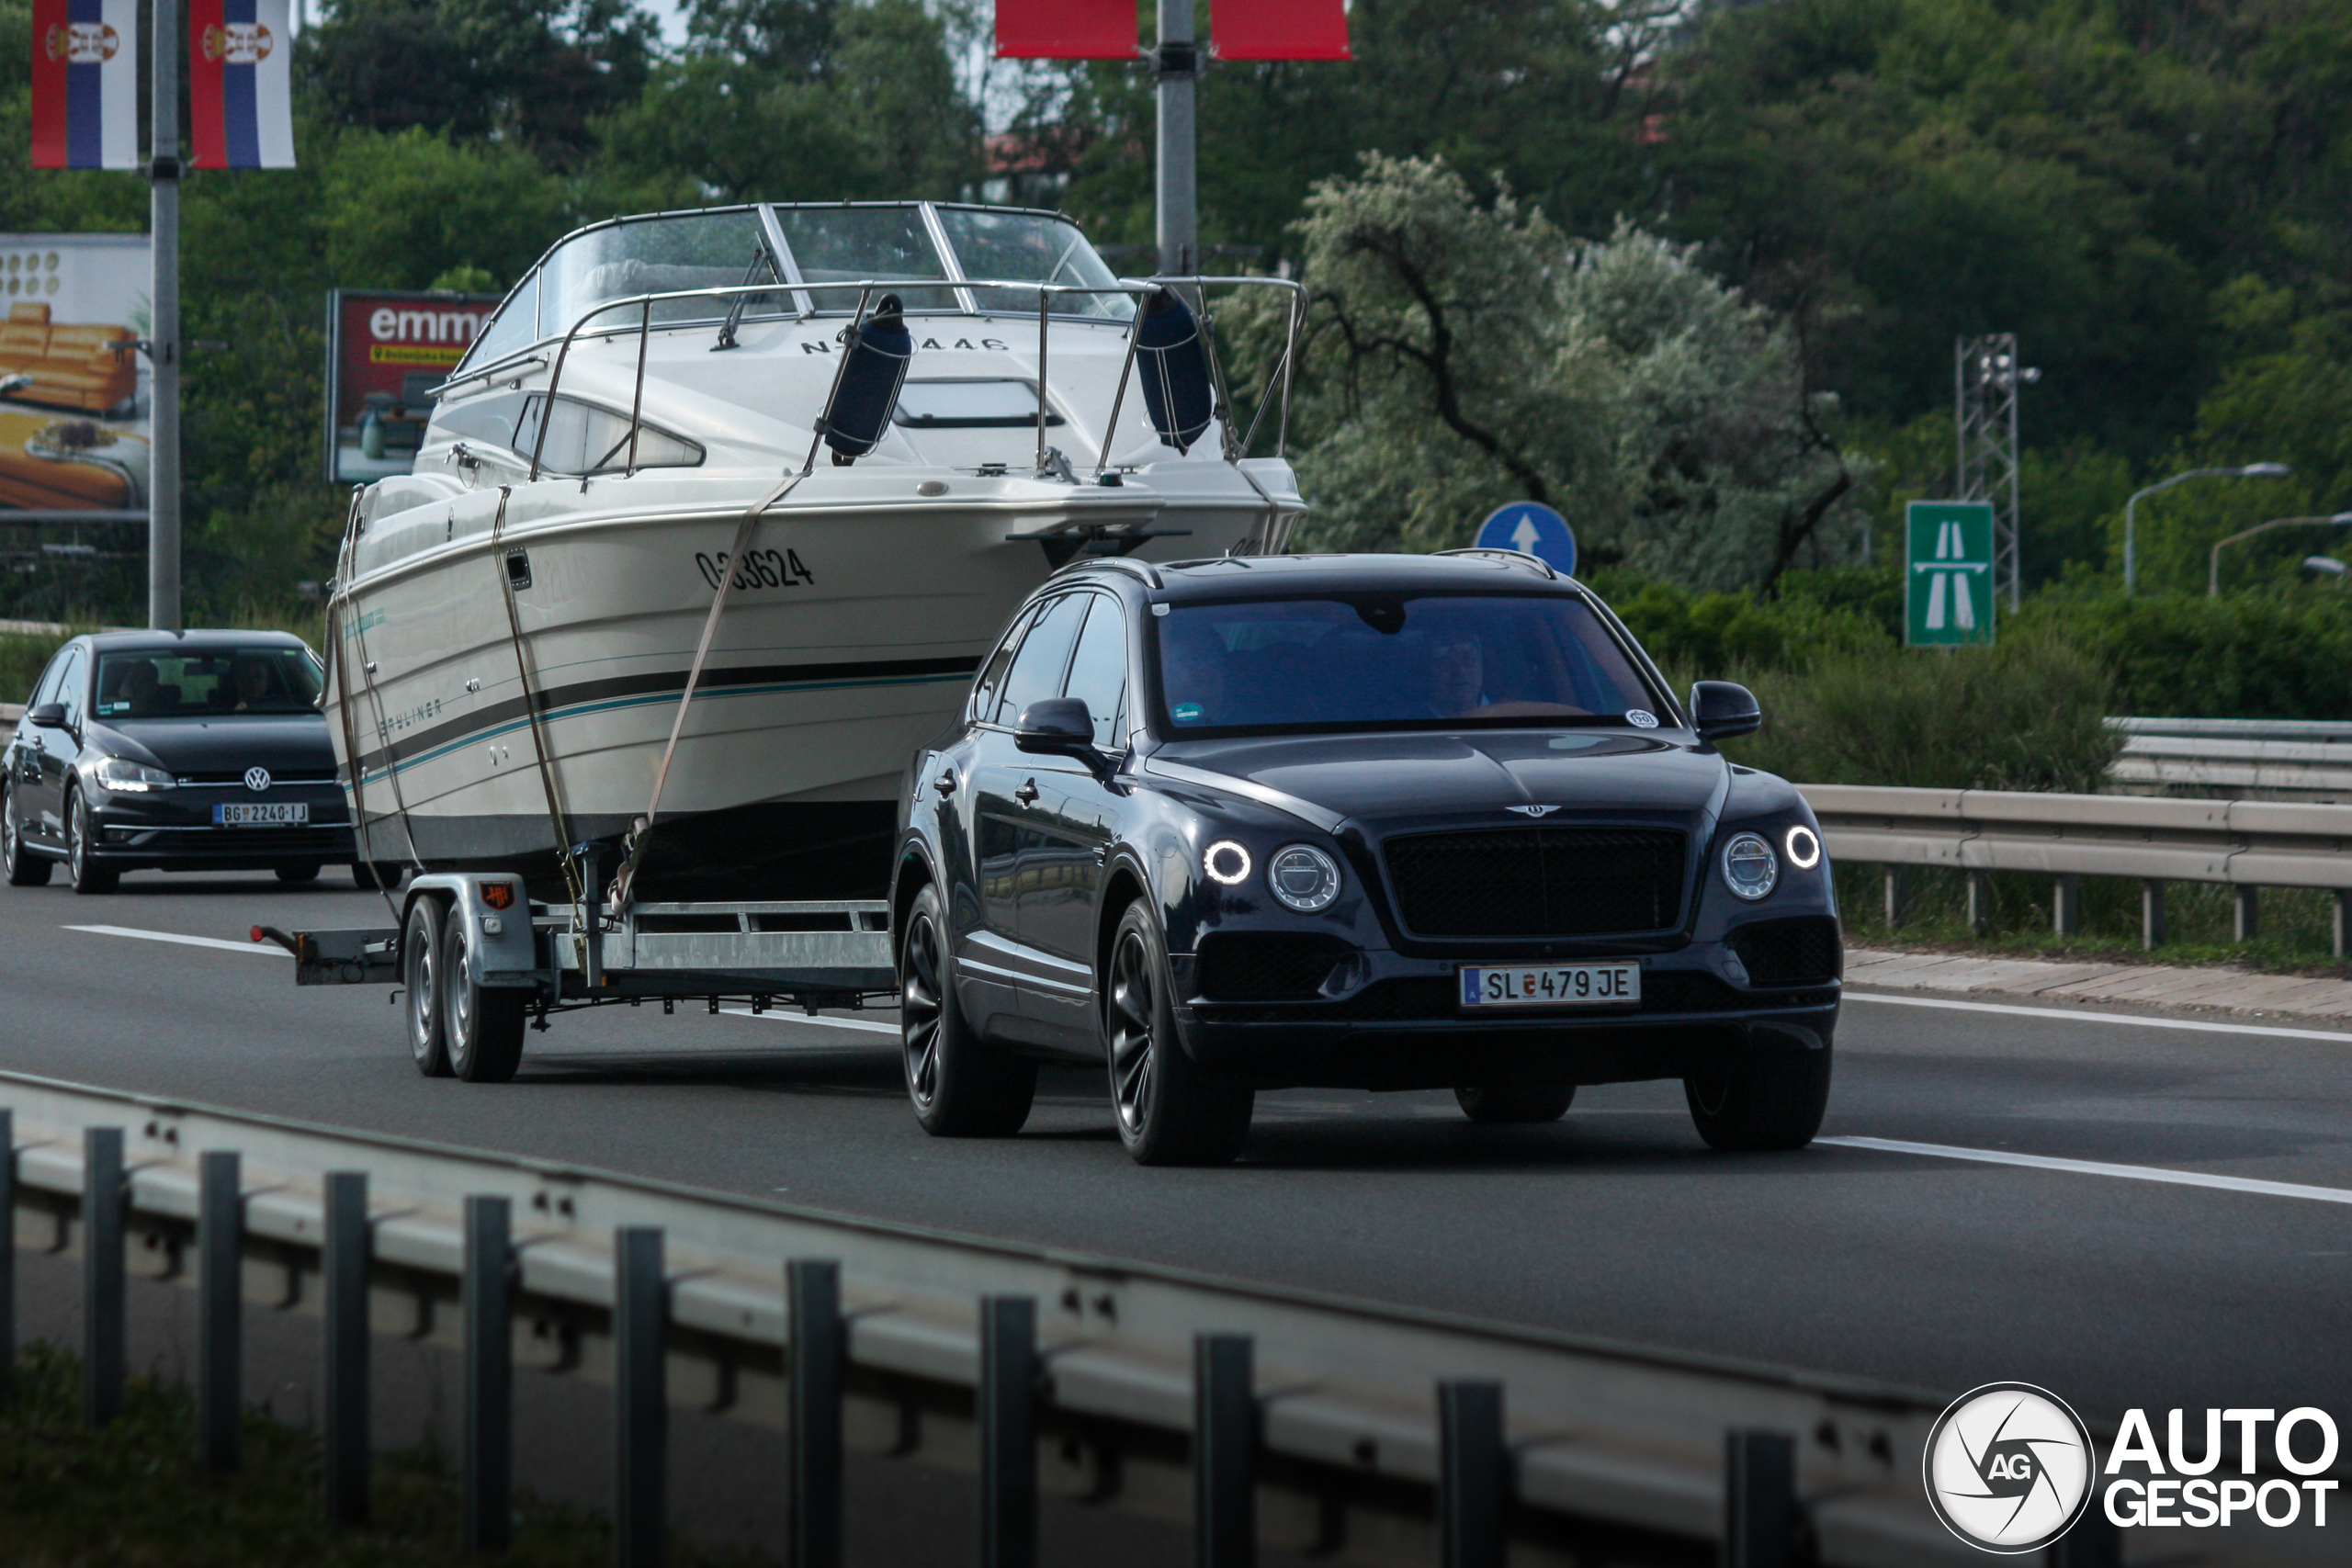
[1784,823,1822,871]
[1268,844,1343,912]
[1722,832,1779,900]
[1202,840,1252,886]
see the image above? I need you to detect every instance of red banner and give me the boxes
[1213,0,1351,60]
[995,0,1136,59]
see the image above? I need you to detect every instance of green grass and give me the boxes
[0,1343,772,1567]
[1834,863,2352,981]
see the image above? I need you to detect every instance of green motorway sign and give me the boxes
[1905,501,1996,646]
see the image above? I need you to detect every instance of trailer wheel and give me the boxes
[403,896,451,1077]
[899,883,1034,1135]
[440,913,525,1083]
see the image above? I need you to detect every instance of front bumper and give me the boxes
[85,787,356,872]
[1169,949,1838,1092]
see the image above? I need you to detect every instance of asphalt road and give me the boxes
[4,871,2347,1437]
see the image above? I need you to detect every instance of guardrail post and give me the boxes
[0,1109,14,1407]
[2335,889,2350,960]
[2233,886,2259,943]
[1723,1428,1794,1568]
[2142,881,2165,950]
[198,1151,241,1472]
[978,1294,1036,1568]
[464,1195,512,1555]
[2046,1506,2120,1567]
[1882,868,1905,930]
[1965,871,1992,934]
[324,1170,370,1523]
[786,1258,842,1568]
[1438,1380,1504,1568]
[83,1126,124,1428]
[1195,1334,1254,1568]
[2052,874,2080,936]
[615,1226,666,1568]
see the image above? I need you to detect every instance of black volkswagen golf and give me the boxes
[4,630,358,893]
[891,551,1840,1166]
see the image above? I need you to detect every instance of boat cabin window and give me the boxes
[468,272,539,369]
[893,379,1062,429]
[432,389,530,451]
[936,209,1132,321]
[771,207,959,312]
[539,209,777,341]
[514,394,706,476]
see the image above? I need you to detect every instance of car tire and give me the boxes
[1454,1083,1575,1124]
[1105,901,1251,1167]
[3,780,51,886]
[277,863,322,885]
[403,896,452,1077]
[899,882,1035,1135]
[63,787,117,895]
[439,913,525,1083]
[1684,1047,1833,1151]
[353,861,405,891]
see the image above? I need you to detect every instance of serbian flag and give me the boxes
[1213,0,1351,60]
[30,0,140,169]
[189,0,296,168]
[996,0,1136,59]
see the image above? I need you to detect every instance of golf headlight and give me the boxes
[1784,824,1822,871]
[1203,840,1252,886]
[1268,844,1343,911]
[95,756,175,793]
[1722,832,1778,900]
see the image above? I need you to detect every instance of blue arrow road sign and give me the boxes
[1474,502,1577,575]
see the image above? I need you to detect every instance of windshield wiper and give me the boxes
[714,241,786,352]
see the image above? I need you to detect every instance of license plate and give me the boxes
[213,802,309,826]
[1460,963,1640,1009]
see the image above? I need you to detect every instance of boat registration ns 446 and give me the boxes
[1461,964,1641,1009]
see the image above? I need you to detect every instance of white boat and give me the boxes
[324,202,1306,905]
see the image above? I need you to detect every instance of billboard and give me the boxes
[0,232,151,519]
[324,288,501,484]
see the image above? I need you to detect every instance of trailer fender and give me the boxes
[405,873,543,988]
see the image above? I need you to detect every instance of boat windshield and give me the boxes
[936,209,1133,321]
[771,207,959,312]
[1153,595,1663,737]
[538,209,780,341]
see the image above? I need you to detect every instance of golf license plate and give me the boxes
[214,802,308,826]
[1460,963,1640,1009]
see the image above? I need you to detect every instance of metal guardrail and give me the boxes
[0,1068,2004,1568]
[1799,783,2352,952]
[2108,717,2352,803]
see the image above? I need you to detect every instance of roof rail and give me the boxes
[1051,556,1165,591]
[1432,547,1557,580]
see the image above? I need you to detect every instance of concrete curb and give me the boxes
[1846,944,2352,1021]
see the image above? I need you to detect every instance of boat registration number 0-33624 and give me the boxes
[214,802,309,826]
[1460,964,1640,1008]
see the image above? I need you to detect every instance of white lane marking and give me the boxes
[64,923,288,957]
[721,1007,898,1035]
[1844,988,2352,1043]
[1820,1136,2352,1206]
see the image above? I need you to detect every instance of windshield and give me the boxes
[1153,595,1662,737]
[538,209,776,340]
[771,206,959,312]
[96,647,323,719]
[936,209,1132,321]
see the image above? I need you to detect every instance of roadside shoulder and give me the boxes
[1845,945,2352,1023]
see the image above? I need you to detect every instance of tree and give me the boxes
[1287,155,1860,592]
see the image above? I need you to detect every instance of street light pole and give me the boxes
[2209,513,2352,596]
[1154,0,1197,276]
[148,0,182,633]
[2123,462,2290,594]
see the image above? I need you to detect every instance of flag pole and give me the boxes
[148,0,181,632]
[1153,0,1195,276]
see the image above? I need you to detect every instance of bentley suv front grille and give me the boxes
[1381,828,1688,939]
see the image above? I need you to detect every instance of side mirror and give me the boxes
[1688,682,1761,743]
[1014,697,1097,755]
[27,703,66,729]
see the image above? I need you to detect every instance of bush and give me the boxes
[2023,590,2352,720]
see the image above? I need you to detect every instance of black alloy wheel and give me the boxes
[1105,901,1251,1167]
[439,913,526,1083]
[63,787,117,895]
[403,896,451,1077]
[1684,1048,1833,1151]
[3,780,51,886]
[898,882,1034,1135]
[277,864,322,885]
[1454,1083,1576,1124]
